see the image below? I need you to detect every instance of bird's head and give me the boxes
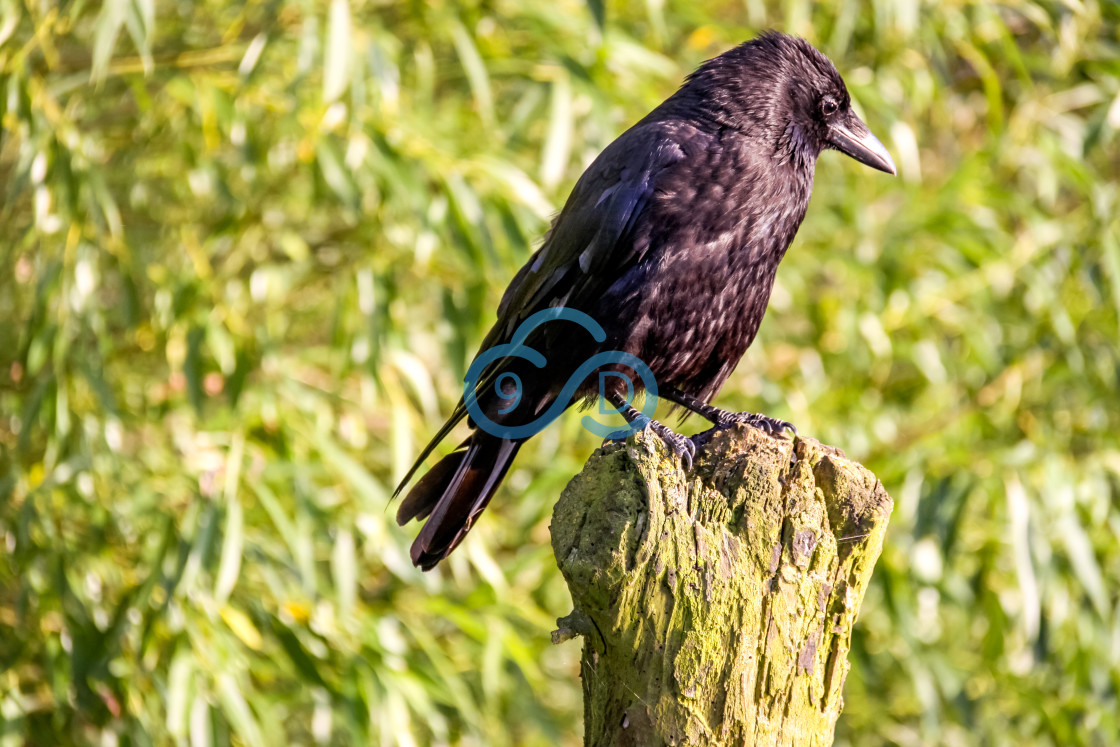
[680,32,896,176]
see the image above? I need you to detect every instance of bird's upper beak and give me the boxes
[828,112,896,176]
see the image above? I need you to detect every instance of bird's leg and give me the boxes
[661,387,797,438]
[604,391,697,470]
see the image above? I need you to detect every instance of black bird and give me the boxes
[394,32,895,570]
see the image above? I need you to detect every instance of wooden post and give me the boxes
[550,424,892,746]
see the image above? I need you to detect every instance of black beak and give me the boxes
[829,112,896,175]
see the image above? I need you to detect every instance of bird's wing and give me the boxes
[490,124,690,343]
[395,122,694,497]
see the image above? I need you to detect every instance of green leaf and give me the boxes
[216,674,265,747]
[331,525,356,616]
[586,0,605,31]
[450,20,495,128]
[323,0,352,103]
[214,433,245,604]
[91,0,127,82]
[541,70,573,189]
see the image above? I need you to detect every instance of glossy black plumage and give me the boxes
[395,32,895,570]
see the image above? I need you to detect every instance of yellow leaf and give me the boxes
[220,606,262,650]
[283,600,312,624]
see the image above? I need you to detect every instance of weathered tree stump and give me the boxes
[550,424,892,746]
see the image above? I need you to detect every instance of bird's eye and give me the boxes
[820,97,839,117]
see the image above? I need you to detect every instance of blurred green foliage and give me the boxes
[1,0,1119,744]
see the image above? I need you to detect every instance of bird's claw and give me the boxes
[726,412,797,438]
[647,420,697,470]
[600,408,696,469]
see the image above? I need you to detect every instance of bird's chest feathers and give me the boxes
[614,154,812,367]
[658,166,809,301]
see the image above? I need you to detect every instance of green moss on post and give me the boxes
[550,425,892,746]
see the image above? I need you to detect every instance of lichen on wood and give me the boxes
[550,424,892,747]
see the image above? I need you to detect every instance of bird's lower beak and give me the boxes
[829,114,897,175]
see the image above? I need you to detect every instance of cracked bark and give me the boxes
[550,424,892,746]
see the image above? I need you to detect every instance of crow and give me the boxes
[394,32,895,570]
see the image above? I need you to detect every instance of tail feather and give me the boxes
[395,442,467,525]
[397,434,522,571]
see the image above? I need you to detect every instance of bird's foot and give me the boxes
[721,411,797,438]
[645,419,697,470]
[600,393,697,469]
[659,389,797,440]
